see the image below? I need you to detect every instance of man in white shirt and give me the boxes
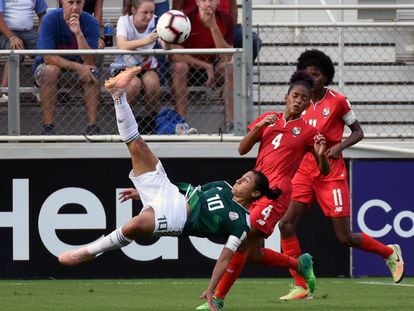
[0,0,48,102]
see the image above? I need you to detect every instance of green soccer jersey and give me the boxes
[176,181,251,240]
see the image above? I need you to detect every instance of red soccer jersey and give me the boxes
[249,112,319,195]
[298,88,353,180]
[183,7,234,62]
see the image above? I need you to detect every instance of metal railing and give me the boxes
[0,48,247,139]
[248,3,414,138]
[2,3,414,140]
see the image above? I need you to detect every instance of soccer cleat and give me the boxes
[58,246,96,266]
[195,297,224,311]
[298,253,316,293]
[279,285,313,301]
[386,244,404,283]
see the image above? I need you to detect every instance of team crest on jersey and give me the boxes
[291,127,301,136]
[322,107,330,117]
[229,212,239,221]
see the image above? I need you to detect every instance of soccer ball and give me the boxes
[156,10,191,44]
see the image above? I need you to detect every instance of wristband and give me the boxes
[8,36,17,42]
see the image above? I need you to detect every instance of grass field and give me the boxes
[0,277,413,310]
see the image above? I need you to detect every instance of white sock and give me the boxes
[114,92,140,143]
[87,227,133,256]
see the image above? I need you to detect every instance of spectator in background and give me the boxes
[0,0,48,103]
[167,0,234,131]
[124,0,170,21]
[154,0,169,18]
[173,0,262,62]
[34,0,100,135]
[113,0,160,134]
[61,0,105,48]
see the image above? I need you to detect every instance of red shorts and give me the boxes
[249,190,290,238]
[291,171,350,217]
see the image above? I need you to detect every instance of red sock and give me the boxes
[359,232,393,258]
[260,248,298,270]
[281,236,307,289]
[214,252,247,299]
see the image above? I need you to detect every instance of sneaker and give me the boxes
[42,124,56,135]
[85,124,101,135]
[58,246,96,266]
[195,297,224,310]
[386,244,404,283]
[298,253,316,293]
[0,93,8,103]
[279,285,313,301]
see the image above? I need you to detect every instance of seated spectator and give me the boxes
[33,0,100,135]
[0,0,48,103]
[113,0,160,134]
[167,0,234,131]
[60,0,105,49]
[154,0,169,19]
[172,0,262,62]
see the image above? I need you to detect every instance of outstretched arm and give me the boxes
[199,247,234,311]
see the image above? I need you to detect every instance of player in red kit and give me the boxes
[278,49,405,300]
[196,70,330,310]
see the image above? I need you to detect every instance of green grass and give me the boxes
[0,277,413,310]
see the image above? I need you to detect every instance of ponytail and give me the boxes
[252,170,282,201]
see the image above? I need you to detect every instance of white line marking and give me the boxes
[357,281,414,287]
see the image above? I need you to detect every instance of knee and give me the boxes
[128,78,142,93]
[42,65,60,83]
[172,62,188,78]
[144,79,160,94]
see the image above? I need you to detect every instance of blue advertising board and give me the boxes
[351,160,414,277]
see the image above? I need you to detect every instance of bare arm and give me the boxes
[199,247,234,311]
[116,31,158,50]
[325,120,364,159]
[0,14,13,39]
[201,8,232,49]
[238,114,277,155]
[67,13,95,64]
[43,55,97,83]
[0,14,24,49]
[310,134,330,175]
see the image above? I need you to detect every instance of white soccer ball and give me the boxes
[156,10,191,44]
